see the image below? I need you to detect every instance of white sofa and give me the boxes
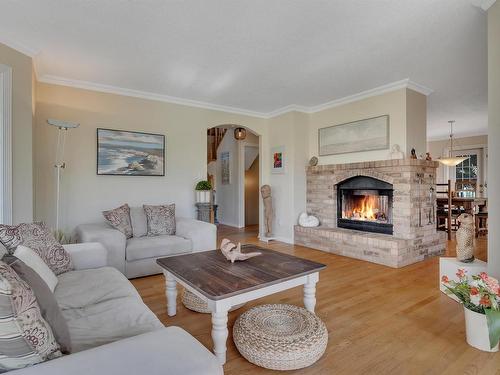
[11,243,223,375]
[75,207,217,278]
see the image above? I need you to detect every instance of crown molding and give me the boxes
[38,74,433,120]
[267,78,433,118]
[37,74,269,118]
[0,36,39,58]
[472,0,497,11]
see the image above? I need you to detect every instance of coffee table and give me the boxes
[156,245,326,365]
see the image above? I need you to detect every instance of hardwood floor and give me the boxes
[131,226,499,374]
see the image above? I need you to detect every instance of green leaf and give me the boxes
[485,308,500,349]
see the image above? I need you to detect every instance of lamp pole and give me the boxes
[47,119,79,232]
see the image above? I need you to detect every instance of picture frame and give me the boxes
[271,146,285,174]
[221,151,231,184]
[318,115,390,156]
[97,128,165,176]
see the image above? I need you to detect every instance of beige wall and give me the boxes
[488,1,500,277]
[245,155,259,226]
[35,82,268,233]
[0,43,33,223]
[406,89,427,157]
[307,88,427,164]
[34,75,428,242]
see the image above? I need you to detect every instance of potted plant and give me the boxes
[195,180,212,203]
[442,269,500,352]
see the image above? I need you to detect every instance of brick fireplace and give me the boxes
[294,159,446,268]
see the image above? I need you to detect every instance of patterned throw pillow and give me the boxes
[0,261,61,371]
[102,204,133,239]
[143,204,176,236]
[0,222,72,275]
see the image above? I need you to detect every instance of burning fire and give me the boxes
[352,195,377,220]
[343,195,386,222]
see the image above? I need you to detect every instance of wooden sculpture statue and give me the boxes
[261,184,273,237]
[220,239,262,263]
[456,213,475,263]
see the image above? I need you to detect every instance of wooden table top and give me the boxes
[156,245,326,300]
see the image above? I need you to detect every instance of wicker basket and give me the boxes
[181,289,245,313]
[233,304,328,370]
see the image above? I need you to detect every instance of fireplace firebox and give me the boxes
[337,176,393,235]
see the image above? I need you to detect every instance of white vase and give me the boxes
[195,190,211,203]
[464,307,499,352]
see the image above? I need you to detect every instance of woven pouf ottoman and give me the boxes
[181,289,245,313]
[233,304,328,370]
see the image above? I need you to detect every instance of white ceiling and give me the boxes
[0,0,491,139]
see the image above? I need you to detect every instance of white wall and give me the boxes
[0,43,33,223]
[488,1,500,278]
[215,129,259,227]
[34,82,268,233]
[266,111,309,243]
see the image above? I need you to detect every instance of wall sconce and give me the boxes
[234,127,246,141]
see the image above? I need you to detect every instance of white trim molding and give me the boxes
[472,0,497,11]
[38,75,269,119]
[39,75,433,120]
[0,65,13,224]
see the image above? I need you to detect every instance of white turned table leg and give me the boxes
[304,273,318,313]
[211,303,229,365]
[164,271,177,317]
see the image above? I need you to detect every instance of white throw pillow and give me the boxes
[14,245,59,292]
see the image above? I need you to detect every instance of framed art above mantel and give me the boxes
[318,115,390,156]
[97,128,165,176]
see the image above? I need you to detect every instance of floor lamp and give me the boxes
[47,119,79,232]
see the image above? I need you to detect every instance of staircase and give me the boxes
[207,128,227,162]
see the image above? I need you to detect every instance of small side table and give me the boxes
[195,203,212,223]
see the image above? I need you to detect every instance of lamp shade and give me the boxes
[437,156,469,167]
[234,127,246,140]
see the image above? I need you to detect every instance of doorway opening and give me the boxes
[206,125,260,229]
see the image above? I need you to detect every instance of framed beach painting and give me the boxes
[97,128,165,176]
[271,146,285,174]
[221,151,231,184]
[318,115,389,156]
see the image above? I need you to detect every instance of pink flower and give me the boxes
[485,277,500,295]
[442,275,450,284]
[456,269,466,279]
[479,272,488,281]
[470,287,479,296]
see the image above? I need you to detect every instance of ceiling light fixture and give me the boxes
[437,120,469,167]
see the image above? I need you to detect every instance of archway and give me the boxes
[205,124,261,231]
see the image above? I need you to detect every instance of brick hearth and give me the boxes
[294,159,446,267]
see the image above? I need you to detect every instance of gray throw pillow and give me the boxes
[102,204,133,239]
[143,204,176,236]
[0,222,73,275]
[3,255,72,354]
[0,260,61,371]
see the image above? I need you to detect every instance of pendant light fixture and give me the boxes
[234,127,246,141]
[437,120,469,167]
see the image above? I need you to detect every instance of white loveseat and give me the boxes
[11,243,223,375]
[75,207,217,278]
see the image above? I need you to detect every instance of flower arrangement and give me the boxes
[442,270,500,349]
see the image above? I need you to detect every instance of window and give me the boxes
[453,150,482,198]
